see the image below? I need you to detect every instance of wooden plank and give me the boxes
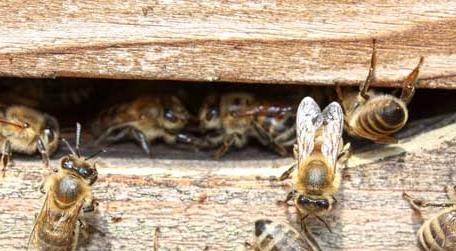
[1,113,456,250]
[0,1,456,88]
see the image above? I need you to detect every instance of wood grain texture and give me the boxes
[0,1,455,88]
[1,113,456,250]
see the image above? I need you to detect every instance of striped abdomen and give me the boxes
[34,208,80,251]
[418,209,456,251]
[351,96,408,141]
[254,219,312,251]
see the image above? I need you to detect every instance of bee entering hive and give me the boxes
[0,78,456,251]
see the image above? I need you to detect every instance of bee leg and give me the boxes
[301,221,323,251]
[103,127,131,142]
[299,214,310,231]
[400,57,424,104]
[1,140,11,177]
[214,135,235,159]
[337,143,351,166]
[94,126,126,145]
[278,162,297,181]
[83,199,98,213]
[244,241,254,250]
[315,215,333,233]
[36,138,50,170]
[131,129,152,156]
[358,39,377,101]
[277,190,296,205]
[252,121,288,156]
[403,192,454,212]
[153,226,160,251]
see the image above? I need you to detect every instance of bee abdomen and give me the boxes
[357,98,407,137]
[36,211,77,250]
[254,220,304,251]
[418,210,456,251]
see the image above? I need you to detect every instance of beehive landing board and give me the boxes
[1,113,456,250]
[1,1,456,88]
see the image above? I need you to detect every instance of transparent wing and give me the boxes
[321,101,344,168]
[296,97,323,164]
[27,193,50,249]
[27,192,82,250]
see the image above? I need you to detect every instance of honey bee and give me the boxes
[279,97,350,232]
[336,39,424,144]
[403,187,456,251]
[92,95,198,155]
[245,219,321,251]
[0,105,59,173]
[198,92,297,158]
[28,123,102,251]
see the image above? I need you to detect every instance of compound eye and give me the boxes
[78,166,93,178]
[163,108,177,123]
[206,107,219,120]
[316,199,329,209]
[298,195,312,206]
[44,128,55,142]
[63,159,74,170]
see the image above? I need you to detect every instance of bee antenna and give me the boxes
[315,215,332,233]
[75,122,82,157]
[61,138,76,156]
[85,148,107,160]
[85,142,113,160]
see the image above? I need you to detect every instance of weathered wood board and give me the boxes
[1,113,456,250]
[0,1,456,88]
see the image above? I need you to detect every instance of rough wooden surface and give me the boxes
[1,113,456,251]
[1,1,456,88]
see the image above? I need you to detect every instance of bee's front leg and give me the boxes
[278,162,297,181]
[131,129,152,156]
[36,138,50,171]
[1,140,11,177]
[83,197,98,213]
[214,135,235,159]
[277,190,296,206]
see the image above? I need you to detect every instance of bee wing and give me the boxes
[27,192,83,250]
[321,101,344,169]
[296,97,323,164]
[27,192,50,250]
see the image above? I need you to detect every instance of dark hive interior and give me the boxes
[0,77,455,160]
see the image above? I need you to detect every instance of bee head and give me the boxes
[295,194,333,214]
[160,96,190,131]
[198,94,221,132]
[60,155,98,185]
[59,123,103,186]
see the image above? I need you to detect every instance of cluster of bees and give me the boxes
[1,40,452,251]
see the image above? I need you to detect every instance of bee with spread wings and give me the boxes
[280,97,350,231]
[28,123,103,251]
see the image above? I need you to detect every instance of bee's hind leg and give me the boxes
[1,140,11,177]
[400,57,424,105]
[358,39,377,101]
[403,192,454,212]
